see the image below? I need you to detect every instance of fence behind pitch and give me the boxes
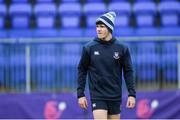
[0,37,179,93]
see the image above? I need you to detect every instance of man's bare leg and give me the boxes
[93,109,108,119]
[108,114,120,120]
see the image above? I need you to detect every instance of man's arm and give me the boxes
[77,46,90,98]
[122,47,136,97]
[122,47,136,108]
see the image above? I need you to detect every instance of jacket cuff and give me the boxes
[128,94,136,98]
[77,92,85,98]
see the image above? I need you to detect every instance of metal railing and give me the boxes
[0,37,179,93]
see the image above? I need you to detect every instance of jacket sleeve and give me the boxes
[122,47,136,98]
[77,46,90,98]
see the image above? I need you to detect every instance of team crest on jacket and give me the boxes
[113,52,119,59]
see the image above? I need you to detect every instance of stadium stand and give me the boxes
[0,0,179,92]
[0,3,6,29]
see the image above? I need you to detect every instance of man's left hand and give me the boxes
[126,96,136,109]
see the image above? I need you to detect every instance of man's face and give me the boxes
[96,24,110,39]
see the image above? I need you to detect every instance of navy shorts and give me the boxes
[91,100,121,115]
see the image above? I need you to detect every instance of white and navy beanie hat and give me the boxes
[96,11,116,33]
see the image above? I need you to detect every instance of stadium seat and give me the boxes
[0,30,7,38]
[9,3,32,29]
[136,53,159,81]
[61,0,80,2]
[59,3,81,28]
[108,2,131,27]
[113,27,135,36]
[85,0,104,3]
[8,29,33,38]
[36,0,54,3]
[59,28,83,37]
[59,54,80,88]
[161,42,177,54]
[34,3,57,28]
[136,27,159,36]
[83,28,96,37]
[158,1,180,27]
[160,0,177,1]
[84,3,106,28]
[0,0,4,3]
[9,47,26,90]
[0,4,6,29]
[0,45,5,85]
[12,0,29,3]
[160,27,180,36]
[136,42,159,81]
[111,0,127,2]
[161,54,178,81]
[32,55,57,89]
[136,42,156,54]
[135,0,154,2]
[31,44,57,89]
[33,29,57,38]
[61,43,82,54]
[133,2,156,27]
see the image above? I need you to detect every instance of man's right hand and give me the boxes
[78,96,88,110]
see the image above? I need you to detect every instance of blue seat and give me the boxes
[135,0,154,2]
[0,0,4,2]
[61,43,81,54]
[59,28,83,37]
[108,2,131,27]
[111,0,127,2]
[36,0,54,3]
[158,1,180,27]
[32,55,57,89]
[160,0,177,1]
[162,42,177,54]
[59,54,80,88]
[86,0,103,3]
[9,53,26,89]
[84,3,106,28]
[33,29,57,38]
[59,3,81,28]
[9,3,32,29]
[137,67,157,81]
[12,0,29,3]
[32,44,57,56]
[136,42,156,54]
[136,53,159,81]
[136,43,159,82]
[0,30,7,38]
[136,53,159,66]
[8,29,33,38]
[136,27,159,36]
[31,44,57,89]
[34,3,56,28]
[133,2,156,27]
[160,27,180,36]
[0,4,6,29]
[0,45,5,85]
[114,27,135,36]
[61,0,80,2]
[83,28,96,37]
[161,54,178,81]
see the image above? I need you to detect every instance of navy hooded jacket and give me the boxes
[77,37,136,101]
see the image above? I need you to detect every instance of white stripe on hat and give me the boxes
[97,18,114,30]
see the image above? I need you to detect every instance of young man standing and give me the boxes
[77,11,136,119]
